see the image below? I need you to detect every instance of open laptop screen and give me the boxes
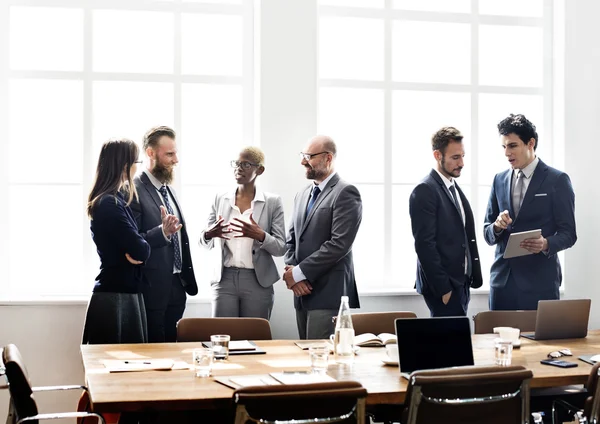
[395,316,474,375]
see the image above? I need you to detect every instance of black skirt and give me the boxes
[82,292,148,344]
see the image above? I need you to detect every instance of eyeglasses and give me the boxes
[547,348,572,359]
[299,151,330,161]
[231,160,259,170]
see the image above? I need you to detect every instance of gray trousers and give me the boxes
[296,308,338,340]
[212,267,274,319]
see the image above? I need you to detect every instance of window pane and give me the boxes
[319,17,384,81]
[477,184,493,288]
[479,0,543,17]
[392,91,471,183]
[10,7,83,71]
[391,185,418,290]
[92,81,174,157]
[353,185,385,289]
[318,88,384,183]
[182,13,243,76]
[320,0,384,8]
[479,26,543,87]
[392,21,470,84]
[477,93,543,184]
[181,84,243,184]
[393,0,470,13]
[9,186,87,297]
[9,79,83,184]
[179,185,229,298]
[93,10,174,74]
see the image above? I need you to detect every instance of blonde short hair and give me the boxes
[240,146,265,167]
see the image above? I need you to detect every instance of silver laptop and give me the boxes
[394,317,474,379]
[521,299,591,340]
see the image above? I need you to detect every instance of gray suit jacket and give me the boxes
[284,173,362,310]
[199,190,286,288]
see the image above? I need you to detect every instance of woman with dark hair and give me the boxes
[82,138,153,344]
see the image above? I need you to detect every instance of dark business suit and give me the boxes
[483,159,577,310]
[409,170,483,317]
[284,173,362,339]
[131,172,198,342]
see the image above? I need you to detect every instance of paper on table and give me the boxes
[269,372,336,385]
[229,340,257,351]
[102,359,190,372]
[503,229,542,259]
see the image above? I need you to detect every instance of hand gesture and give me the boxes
[442,290,452,305]
[125,253,143,265]
[521,235,548,254]
[229,215,266,242]
[493,210,513,232]
[161,205,182,237]
[291,281,313,297]
[283,265,295,289]
[204,215,231,240]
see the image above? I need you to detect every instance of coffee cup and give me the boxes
[386,344,399,362]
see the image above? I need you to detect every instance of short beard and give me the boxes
[441,155,461,178]
[151,162,174,185]
[305,165,326,181]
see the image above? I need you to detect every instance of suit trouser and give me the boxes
[143,273,187,343]
[212,267,274,319]
[295,308,338,340]
[489,272,559,310]
[423,278,470,317]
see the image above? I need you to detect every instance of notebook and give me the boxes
[202,340,266,355]
[521,299,591,340]
[394,316,474,379]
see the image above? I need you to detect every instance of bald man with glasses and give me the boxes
[284,135,363,339]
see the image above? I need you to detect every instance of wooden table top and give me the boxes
[81,330,600,412]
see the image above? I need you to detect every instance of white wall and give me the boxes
[1,0,599,421]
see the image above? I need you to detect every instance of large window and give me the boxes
[317,0,557,292]
[1,0,253,300]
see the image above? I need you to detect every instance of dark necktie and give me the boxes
[306,186,321,216]
[159,186,182,271]
[449,185,472,277]
[513,170,525,217]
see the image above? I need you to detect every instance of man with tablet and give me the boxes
[483,114,577,310]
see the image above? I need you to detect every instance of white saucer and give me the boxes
[381,359,399,367]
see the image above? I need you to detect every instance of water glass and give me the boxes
[211,334,230,360]
[309,345,329,374]
[193,348,214,377]
[495,340,513,366]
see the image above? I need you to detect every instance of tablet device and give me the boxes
[503,229,542,259]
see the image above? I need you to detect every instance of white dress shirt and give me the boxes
[223,190,266,269]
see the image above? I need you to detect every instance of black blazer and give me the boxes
[130,173,198,296]
[90,192,151,293]
[409,170,483,298]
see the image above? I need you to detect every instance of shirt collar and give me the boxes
[225,188,265,208]
[144,169,165,190]
[434,168,455,190]
[313,171,337,192]
[515,156,539,179]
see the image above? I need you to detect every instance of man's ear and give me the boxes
[527,138,536,150]
[433,149,442,162]
[146,146,155,160]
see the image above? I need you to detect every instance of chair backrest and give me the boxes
[176,318,272,342]
[472,310,537,334]
[2,344,39,424]
[584,362,600,420]
[351,311,417,335]
[233,381,367,424]
[403,365,533,424]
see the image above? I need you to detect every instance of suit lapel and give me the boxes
[299,174,340,236]
[429,170,462,222]
[503,170,515,218]
[222,193,235,223]
[297,185,312,232]
[252,199,265,224]
[140,172,165,211]
[517,160,548,214]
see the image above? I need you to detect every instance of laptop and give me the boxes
[394,316,474,379]
[521,299,591,340]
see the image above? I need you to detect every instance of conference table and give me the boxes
[81,330,600,413]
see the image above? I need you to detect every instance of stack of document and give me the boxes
[102,359,190,373]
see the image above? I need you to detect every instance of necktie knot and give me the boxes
[312,186,321,197]
[159,185,168,197]
[306,186,321,216]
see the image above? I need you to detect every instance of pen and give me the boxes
[124,361,151,364]
[283,371,310,374]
